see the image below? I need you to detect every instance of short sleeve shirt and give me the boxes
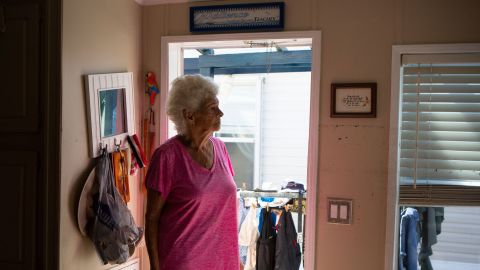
[146,135,239,270]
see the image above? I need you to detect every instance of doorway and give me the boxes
[159,31,321,270]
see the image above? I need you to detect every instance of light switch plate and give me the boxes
[327,198,353,225]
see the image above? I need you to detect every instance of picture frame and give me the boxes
[84,72,135,158]
[330,82,377,118]
[190,2,284,33]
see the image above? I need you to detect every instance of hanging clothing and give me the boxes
[275,209,301,270]
[399,207,419,270]
[111,150,130,203]
[418,207,444,270]
[259,197,291,208]
[238,197,250,266]
[280,181,305,192]
[259,210,277,234]
[240,244,249,267]
[257,208,276,270]
[238,197,249,231]
[239,206,260,270]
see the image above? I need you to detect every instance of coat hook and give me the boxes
[114,138,122,146]
[98,143,108,156]
[114,139,121,152]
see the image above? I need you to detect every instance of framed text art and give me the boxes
[190,2,285,33]
[330,82,377,118]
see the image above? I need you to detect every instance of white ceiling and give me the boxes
[135,0,227,6]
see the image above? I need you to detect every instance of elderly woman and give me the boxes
[145,74,239,270]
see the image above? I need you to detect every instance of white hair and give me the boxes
[166,74,219,134]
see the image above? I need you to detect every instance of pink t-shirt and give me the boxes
[146,135,239,270]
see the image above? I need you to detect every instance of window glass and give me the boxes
[215,74,258,189]
[398,206,480,270]
[214,72,310,190]
[224,142,254,189]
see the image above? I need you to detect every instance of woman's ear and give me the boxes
[183,109,194,123]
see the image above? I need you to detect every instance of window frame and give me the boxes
[385,43,480,270]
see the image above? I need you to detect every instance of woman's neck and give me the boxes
[179,131,212,152]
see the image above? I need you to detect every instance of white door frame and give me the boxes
[385,43,480,270]
[160,30,321,270]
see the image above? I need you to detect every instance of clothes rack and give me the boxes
[238,190,306,233]
[238,190,306,199]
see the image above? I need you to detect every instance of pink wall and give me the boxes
[141,0,480,269]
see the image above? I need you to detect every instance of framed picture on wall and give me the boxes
[330,82,377,118]
[190,2,284,32]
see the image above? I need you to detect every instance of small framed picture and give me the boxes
[331,83,377,118]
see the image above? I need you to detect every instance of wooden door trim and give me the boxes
[41,0,61,269]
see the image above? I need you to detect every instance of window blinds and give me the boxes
[399,53,480,205]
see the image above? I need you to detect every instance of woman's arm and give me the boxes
[145,189,166,270]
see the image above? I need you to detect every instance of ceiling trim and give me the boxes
[134,0,203,6]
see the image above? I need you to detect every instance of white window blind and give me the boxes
[399,53,480,205]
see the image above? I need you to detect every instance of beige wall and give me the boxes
[61,0,142,269]
[141,1,480,270]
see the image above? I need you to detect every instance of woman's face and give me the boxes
[193,97,223,132]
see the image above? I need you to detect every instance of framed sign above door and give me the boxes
[190,2,284,32]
